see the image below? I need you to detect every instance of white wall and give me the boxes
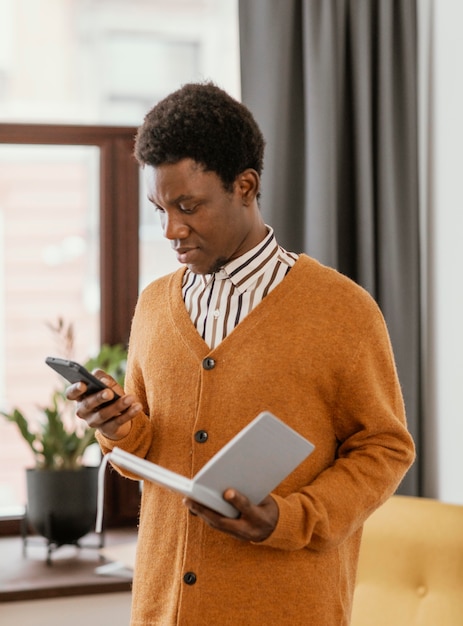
[430,0,463,505]
[0,592,131,626]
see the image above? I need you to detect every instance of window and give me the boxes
[0,143,100,514]
[0,0,240,126]
[0,0,240,533]
[0,123,140,532]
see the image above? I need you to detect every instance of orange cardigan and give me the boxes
[98,254,415,625]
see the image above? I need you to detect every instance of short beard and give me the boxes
[207,257,229,274]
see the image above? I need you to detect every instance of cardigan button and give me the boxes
[202,357,215,370]
[194,430,208,443]
[183,571,197,585]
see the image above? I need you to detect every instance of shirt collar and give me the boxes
[202,226,279,293]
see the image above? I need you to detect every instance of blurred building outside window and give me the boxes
[0,0,239,517]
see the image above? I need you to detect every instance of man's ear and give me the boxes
[236,169,260,205]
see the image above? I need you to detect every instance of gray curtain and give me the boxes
[239,0,421,495]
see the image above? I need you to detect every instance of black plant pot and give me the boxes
[26,466,99,547]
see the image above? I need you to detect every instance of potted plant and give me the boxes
[1,318,127,557]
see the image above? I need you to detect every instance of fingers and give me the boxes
[65,369,143,440]
[82,394,142,439]
[64,369,121,403]
[223,489,252,516]
[183,491,279,543]
[94,369,125,397]
[65,380,88,401]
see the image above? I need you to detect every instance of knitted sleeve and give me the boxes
[259,302,415,552]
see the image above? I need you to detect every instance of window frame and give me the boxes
[0,123,141,534]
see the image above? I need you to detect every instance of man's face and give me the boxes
[144,159,257,275]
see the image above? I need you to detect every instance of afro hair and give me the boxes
[134,82,265,191]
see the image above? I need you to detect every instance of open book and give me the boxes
[105,411,314,518]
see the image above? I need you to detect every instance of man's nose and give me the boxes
[162,213,189,240]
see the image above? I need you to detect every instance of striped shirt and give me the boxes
[182,227,298,349]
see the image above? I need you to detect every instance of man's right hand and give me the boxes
[65,368,143,440]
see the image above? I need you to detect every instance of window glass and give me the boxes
[0,0,240,126]
[0,0,239,518]
[0,145,100,514]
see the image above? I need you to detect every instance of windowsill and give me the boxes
[0,528,136,603]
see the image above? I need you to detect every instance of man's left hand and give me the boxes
[183,489,279,542]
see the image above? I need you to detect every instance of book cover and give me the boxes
[107,411,314,518]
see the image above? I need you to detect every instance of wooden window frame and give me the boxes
[0,123,141,534]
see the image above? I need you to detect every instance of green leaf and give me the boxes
[1,329,126,470]
[84,343,127,387]
[0,408,38,459]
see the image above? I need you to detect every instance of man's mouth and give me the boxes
[173,246,198,264]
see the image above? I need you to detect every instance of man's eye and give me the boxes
[154,205,165,213]
[179,204,197,214]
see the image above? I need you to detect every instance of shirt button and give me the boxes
[194,430,208,443]
[202,357,215,370]
[183,572,197,585]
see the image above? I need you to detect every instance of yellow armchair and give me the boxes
[352,495,463,625]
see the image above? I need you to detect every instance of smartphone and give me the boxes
[45,356,121,404]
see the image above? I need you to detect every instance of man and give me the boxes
[69,82,415,625]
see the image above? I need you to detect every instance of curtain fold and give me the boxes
[239,0,421,495]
